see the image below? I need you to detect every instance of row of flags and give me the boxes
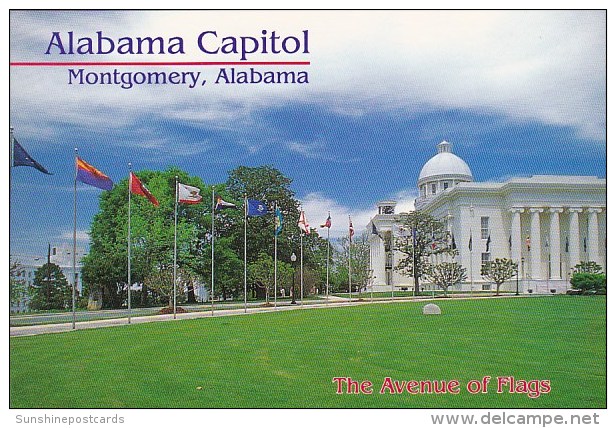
[16,137,589,253]
[375,220,587,255]
[13,136,357,239]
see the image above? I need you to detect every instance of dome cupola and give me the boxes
[416,141,473,209]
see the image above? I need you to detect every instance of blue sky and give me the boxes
[8,10,606,257]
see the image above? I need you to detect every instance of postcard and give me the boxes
[8,7,607,423]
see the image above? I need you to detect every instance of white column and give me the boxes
[370,234,385,286]
[510,208,524,264]
[568,207,582,267]
[529,208,543,279]
[587,208,602,267]
[549,208,563,279]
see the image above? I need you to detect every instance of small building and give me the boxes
[10,244,86,312]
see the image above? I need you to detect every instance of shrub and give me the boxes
[570,273,606,294]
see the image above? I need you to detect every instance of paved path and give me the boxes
[9,294,535,337]
[9,298,374,337]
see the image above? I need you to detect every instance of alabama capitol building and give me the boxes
[368,141,606,293]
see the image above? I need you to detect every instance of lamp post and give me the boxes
[290,252,297,304]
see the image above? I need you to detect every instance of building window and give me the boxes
[481,216,490,239]
[482,283,491,291]
[481,252,491,268]
[443,182,449,190]
[382,206,394,215]
[421,186,426,197]
[431,183,437,194]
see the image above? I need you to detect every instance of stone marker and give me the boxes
[423,303,441,315]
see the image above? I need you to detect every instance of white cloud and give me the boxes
[58,229,90,243]
[299,187,417,239]
[9,10,606,146]
[285,140,359,162]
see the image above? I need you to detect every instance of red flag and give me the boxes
[130,172,159,206]
[320,214,332,229]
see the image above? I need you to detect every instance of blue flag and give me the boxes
[247,199,268,217]
[275,207,283,235]
[12,138,52,175]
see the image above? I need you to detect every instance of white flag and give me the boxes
[298,210,310,234]
[178,183,203,204]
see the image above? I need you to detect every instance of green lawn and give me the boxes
[10,296,606,408]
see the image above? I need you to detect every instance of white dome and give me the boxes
[417,141,473,185]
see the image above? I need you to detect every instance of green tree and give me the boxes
[570,273,606,294]
[425,260,467,295]
[481,258,518,296]
[248,252,293,302]
[143,267,197,307]
[572,261,603,275]
[29,262,71,310]
[211,236,243,300]
[225,165,315,298]
[394,211,452,294]
[334,231,371,293]
[82,168,208,308]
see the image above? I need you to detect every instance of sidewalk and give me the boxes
[10,294,530,337]
[10,298,370,337]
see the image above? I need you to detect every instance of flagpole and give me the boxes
[274,203,278,309]
[9,128,15,249]
[127,164,132,324]
[470,228,474,297]
[300,232,304,306]
[173,176,178,320]
[9,127,14,187]
[392,227,396,300]
[349,216,352,303]
[211,186,215,316]
[244,194,248,313]
[72,148,78,330]
[326,211,330,305]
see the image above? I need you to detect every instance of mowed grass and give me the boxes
[10,296,605,408]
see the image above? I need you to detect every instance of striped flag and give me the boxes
[320,214,332,229]
[76,157,113,190]
[215,196,236,210]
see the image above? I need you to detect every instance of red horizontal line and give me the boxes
[10,61,311,67]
